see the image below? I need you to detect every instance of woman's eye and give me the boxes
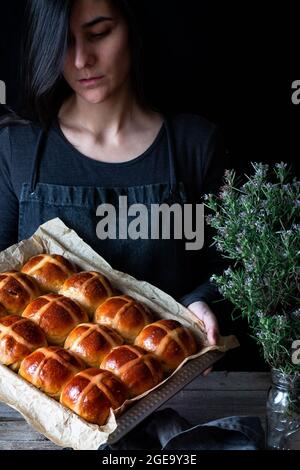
[67,30,110,47]
[91,31,110,40]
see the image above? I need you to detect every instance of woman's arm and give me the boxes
[177,123,230,357]
[0,126,19,251]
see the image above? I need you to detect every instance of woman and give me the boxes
[0,0,229,353]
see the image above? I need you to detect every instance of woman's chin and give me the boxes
[79,89,109,105]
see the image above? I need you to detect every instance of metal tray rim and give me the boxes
[103,349,224,446]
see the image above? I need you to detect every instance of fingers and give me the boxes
[201,309,220,346]
[206,325,219,346]
[186,301,220,346]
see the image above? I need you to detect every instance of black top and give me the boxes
[0,112,229,308]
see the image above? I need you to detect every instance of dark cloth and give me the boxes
[0,112,228,309]
[101,408,265,450]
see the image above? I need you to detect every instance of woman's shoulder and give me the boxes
[0,119,46,163]
[0,120,41,142]
[0,105,46,137]
[168,112,218,138]
[167,112,221,155]
[0,118,48,175]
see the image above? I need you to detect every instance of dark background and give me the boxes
[0,0,298,370]
[0,1,299,176]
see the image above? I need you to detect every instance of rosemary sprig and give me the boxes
[205,162,300,373]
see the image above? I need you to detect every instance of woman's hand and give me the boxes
[187,300,220,376]
[187,300,220,345]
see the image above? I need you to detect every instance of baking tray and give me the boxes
[0,218,237,449]
[104,350,224,446]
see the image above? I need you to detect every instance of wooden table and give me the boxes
[0,371,270,450]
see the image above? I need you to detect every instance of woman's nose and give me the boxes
[74,43,95,69]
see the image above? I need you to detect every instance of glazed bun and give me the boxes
[100,345,164,397]
[21,254,78,293]
[0,315,47,370]
[65,323,124,367]
[19,346,85,399]
[60,368,128,426]
[94,295,153,343]
[134,319,198,371]
[0,271,41,315]
[22,294,89,345]
[59,271,114,318]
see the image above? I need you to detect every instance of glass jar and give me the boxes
[266,369,300,449]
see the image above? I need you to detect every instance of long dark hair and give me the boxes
[1,0,153,128]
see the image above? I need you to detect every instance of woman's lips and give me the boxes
[78,76,105,87]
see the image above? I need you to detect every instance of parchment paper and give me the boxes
[0,218,239,450]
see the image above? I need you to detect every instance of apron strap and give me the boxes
[29,128,47,194]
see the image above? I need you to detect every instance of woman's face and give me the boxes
[63,0,131,104]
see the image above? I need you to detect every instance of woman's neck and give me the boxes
[58,83,149,143]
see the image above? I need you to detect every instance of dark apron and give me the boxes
[18,115,196,302]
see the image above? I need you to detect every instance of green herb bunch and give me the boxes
[204,162,300,373]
